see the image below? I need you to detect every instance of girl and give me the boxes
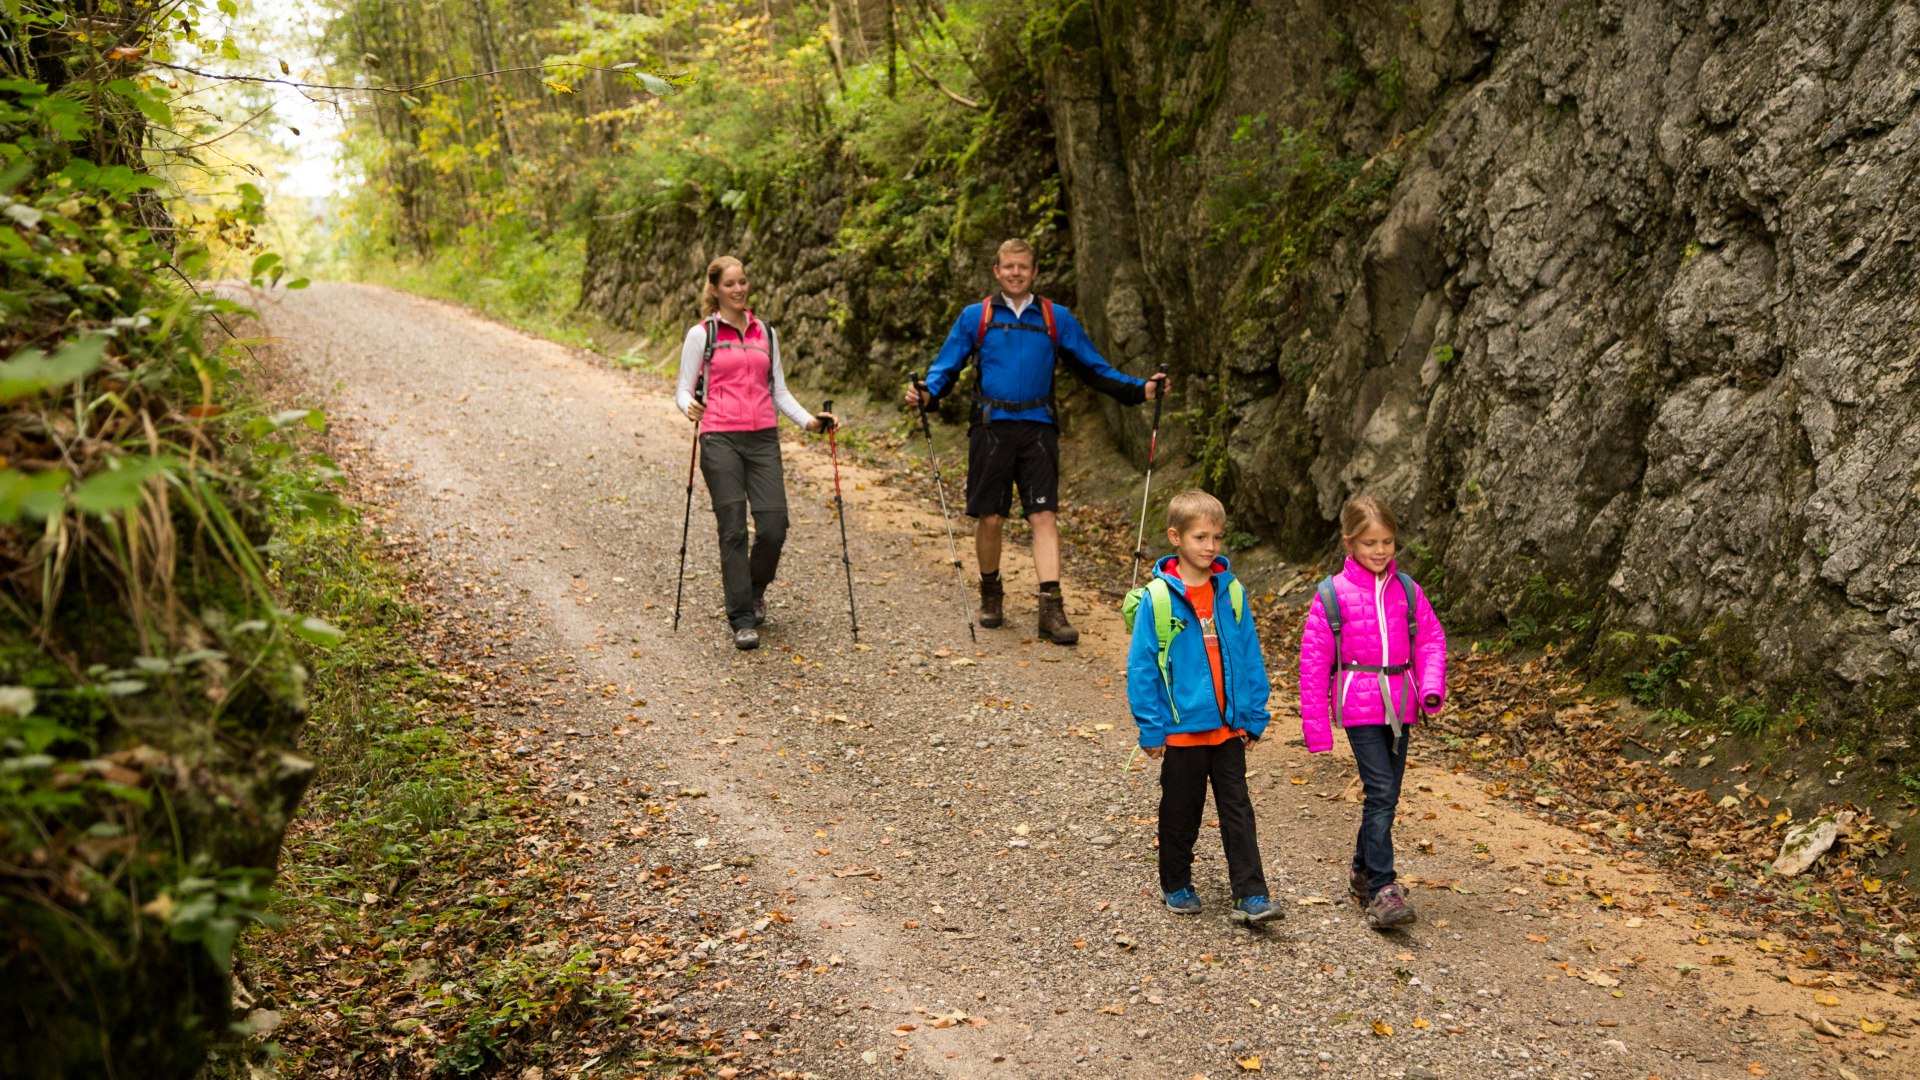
[677,256,835,651]
[1298,495,1447,928]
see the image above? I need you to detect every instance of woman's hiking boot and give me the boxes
[732,626,760,651]
[1036,589,1079,645]
[978,573,1005,628]
[1365,883,1415,929]
[1163,887,1201,914]
[1349,869,1370,905]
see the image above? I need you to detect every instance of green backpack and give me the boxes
[1122,575,1246,724]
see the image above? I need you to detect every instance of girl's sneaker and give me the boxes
[1349,869,1369,905]
[1164,887,1202,914]
[1366,883,1416,929]
[1229,895,1284,924]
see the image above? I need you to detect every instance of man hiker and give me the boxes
[905,238,1166,645]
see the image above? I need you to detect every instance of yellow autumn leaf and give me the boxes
[1236,1056,1262,1072]
[1859,1017,1887,1035]
[1862,877,1883,894]
[1371,1019,1393,1036]
[1815,992,1840,1007]
[1412,1017,1431,1029]
[543,80,575,94]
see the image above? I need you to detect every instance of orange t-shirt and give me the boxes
[1165,578,1242,747]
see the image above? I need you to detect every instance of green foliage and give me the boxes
[1,3,334,1071]
[1375,58,1406,112]
[1899,769,1920,801]
[1626,642,1693,706]
[1721,696,1772,739]
[1206,113,1403,290]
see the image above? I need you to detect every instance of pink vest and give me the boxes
[698,314,775,432]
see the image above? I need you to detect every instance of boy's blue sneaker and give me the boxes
[1229,895,1284,925]
[1164,887,1202,914]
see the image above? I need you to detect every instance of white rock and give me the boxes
[1771,811,1853,876]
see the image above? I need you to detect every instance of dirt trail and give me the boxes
[255,282,1914,1079]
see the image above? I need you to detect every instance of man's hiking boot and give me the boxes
[978,575,1005,628]
[1349,869,1370,905]
[752,595,767,627]
[733,626,760,651]
[1036,590,1079,645]
[1366,883,1416,929]
[1163,887,1201,914]
[1229,895,1284,925]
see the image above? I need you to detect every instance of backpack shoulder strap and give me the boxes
[1316,576,1342,634]
[1039,296,1059,346]
[974,297,994,348]
[766,322,779,394]
[1396,571,1419,652]
[1147,578,1175,654]
[696,316,719,402]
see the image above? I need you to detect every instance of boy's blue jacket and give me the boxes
[1128,555,1272,748]
[924,296,1147,424]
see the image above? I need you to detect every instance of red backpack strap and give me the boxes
[975,297,994,347]
[1039,296,1059,345]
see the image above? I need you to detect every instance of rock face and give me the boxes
[582,1,1920,723]
[1044,0,1920,721]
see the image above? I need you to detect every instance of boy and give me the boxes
[1128,490,1281,923]
[905,238,1165,644]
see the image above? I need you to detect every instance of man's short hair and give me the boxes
[1167,489,1227,533]
[996,238,1036,266]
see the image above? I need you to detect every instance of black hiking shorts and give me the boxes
[966,420,1059,518]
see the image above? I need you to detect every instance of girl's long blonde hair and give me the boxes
[702,255,744,316]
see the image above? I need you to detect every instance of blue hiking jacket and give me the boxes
[1127,555,1273,749]
[924,296,1147,424]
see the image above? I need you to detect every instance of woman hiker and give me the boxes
[676,255,837,651]
[904,238,1165,644]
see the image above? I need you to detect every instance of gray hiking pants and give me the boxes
[698,428,789,630]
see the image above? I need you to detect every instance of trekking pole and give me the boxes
[821,400,859,643]
[672,419,701,632]
[910,377,976,644]
[672,362,713,633]
[1130,374,1169,589]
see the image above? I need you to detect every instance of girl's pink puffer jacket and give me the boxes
[1298,557,1448,753]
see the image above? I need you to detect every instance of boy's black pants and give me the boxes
[1158,737,1269,899]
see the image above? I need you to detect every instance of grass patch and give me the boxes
[347,221,591,350]
[207,506,631,1076]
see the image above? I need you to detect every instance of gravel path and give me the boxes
[254,282,1912,1080]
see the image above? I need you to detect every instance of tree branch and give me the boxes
[141,60,674,99]
[905,56,980,110]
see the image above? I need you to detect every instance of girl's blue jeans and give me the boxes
[1347,724,1410,896]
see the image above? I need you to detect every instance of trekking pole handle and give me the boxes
[817,399,837,434]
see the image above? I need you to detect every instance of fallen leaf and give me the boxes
[1814,992,1840,1007]
[1370,1019,1393,1036]
[1236,1055,1262,1071]
[1859,1017,1887,1035]
[1413,1017,1430,1029]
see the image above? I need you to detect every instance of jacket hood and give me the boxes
[1154,554,1233,595]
